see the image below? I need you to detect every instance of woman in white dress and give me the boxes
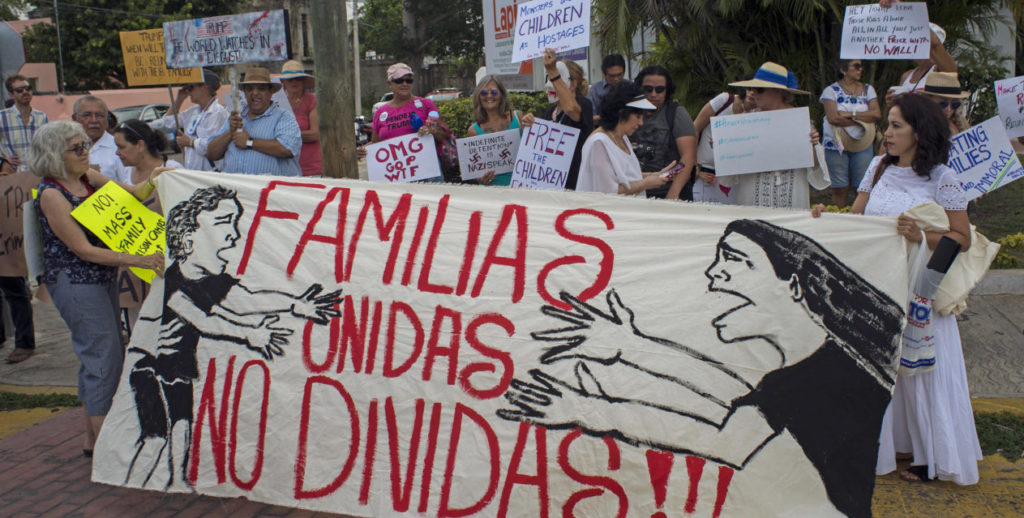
[818,93,981,484]
[576,84,673,196]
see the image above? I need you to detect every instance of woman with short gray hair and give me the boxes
[29,120,166,457]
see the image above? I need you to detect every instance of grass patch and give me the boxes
[975,411,1024,461]
[0,391,80,411]
[968,179,1024,245]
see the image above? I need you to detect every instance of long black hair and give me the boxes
[722,219,905,387]
[873,94,951,186]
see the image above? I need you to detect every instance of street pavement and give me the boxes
[1,272,1022,517]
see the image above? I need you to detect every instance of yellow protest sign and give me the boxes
[119,29,202,86]
[71,182,165,283]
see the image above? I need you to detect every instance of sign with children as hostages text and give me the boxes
[163,10,289,69]
[840,2,931,60]
[511,0,591,63]
[948,117,1024,200]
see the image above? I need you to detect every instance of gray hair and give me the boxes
[73,95,108,116]
[29,121,88,180]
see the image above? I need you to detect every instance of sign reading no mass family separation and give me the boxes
[511,0,591,63]
[119,29,202,87]
[92,169,910,517]
[163,10,290,69]
[456,129,521,181]
[947,117,1024,200]
[510,118,580,189]
[840,2,930,60]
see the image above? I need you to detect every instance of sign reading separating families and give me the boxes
[994,75,1024,138]
[510,118,579,189]
[93,169,911,518]
[70,183,166,282]
[456,129,521,181]
[511,0,591,63]
[163,10,290,69]
[948,117,1024,200]
[366,133,443,183]
[119,29,202,86]
[710,107,814,176]
[840,2,931,60]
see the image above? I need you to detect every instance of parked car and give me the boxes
[371,92,393,117]
[426,89,462,103]
[113,104,181,153]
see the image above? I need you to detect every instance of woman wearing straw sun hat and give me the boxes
[718,61,830,209]
[277,60,322,176]
[920,71,970,136]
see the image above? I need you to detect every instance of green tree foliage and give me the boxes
[0,0,29,21]
[594,0,1011,124]
[22,0,240,90]
[438,92,548,138]
[360,0,483,68]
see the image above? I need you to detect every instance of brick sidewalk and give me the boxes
[0,409,355,518]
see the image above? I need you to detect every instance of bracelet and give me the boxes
[146,178,155,190]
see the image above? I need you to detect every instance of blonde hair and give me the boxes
[471,75,511,125]
[563,61,589,98]
[29,121,88,181]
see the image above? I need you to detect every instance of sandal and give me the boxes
[5,348,33,364]
[899,465,931,482]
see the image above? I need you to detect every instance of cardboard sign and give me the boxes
[93,170,910,517]
[366,133,443,183]
[840,2,931,60]
[456,129,521,181]
[948,117,1024,200]
[994,75,1024,138]
[510,118,579,189]
[483,0,534,89]
[0,172,39,277]
[511,0,591,63]
[70,182,166,283]
[163,10,290,69]
[119,29,202,87]
[711,107,814,177]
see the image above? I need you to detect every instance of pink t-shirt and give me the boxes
[292,92,322,176]
[372,97,439,141]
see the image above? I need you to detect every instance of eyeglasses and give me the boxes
[849,63,863,70]
[642,85,666,94]
[65,142,92,157]
[12,86,31,94]
[480,89,500,98]
[752,87,767,94]
[117,122,145,140]
[937,101,962,110]
[392,77,414,85]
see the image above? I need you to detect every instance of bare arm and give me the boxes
[666,135,697,199]
[544,49,581,122]
[930,29,957,73]
[860,98,882,123]
[823,99,857,127]
[302,105,320,143]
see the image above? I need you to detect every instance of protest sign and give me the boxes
[483,0,534,90]
[119,29,202,87]
[994,75,1024,138]
[948,117,1024,200]
[840,2,930,60]
[70,182,165,283]
[163,10,289,69]
[366,133,443,183]
[511,0,591,63]
[711,107,813,177]
[94,169,909,517]
[510,118,579,189]
[0,172,38,277]
[456,129,521,181]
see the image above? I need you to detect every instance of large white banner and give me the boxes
[94,170,909,518]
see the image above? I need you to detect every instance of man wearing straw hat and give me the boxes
[719,62,830,209]
[207,66,301,176]
[151,69,229,172]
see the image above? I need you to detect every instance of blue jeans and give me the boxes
[825,147,874,189]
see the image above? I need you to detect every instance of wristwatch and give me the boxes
[245,138,254,150]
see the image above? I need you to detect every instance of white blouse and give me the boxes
[859,156,968,216]
[576,131,645,196]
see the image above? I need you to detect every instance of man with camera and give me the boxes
[630,66,697,200]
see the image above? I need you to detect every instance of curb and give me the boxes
[972,269,1024,295]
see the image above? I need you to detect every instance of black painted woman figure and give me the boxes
[499,219,905,518]
[125,185,340,489]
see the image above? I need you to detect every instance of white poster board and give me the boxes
[164,10,290,68]
[366,133,443,183]
[711,108,813,177]
[948,117,1024,200]
[510,119,580,189]
[456,130,521,181]
[511,0,591,63]
[994,75,1024,138]
[93,170,910,518]
[840,2,930,60]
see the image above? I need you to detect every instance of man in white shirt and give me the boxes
[150,69,228,171]
[72,96,129,182]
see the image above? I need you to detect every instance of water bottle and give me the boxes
[409,112,423,131]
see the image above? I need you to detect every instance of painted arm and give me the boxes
[167,290,292,360]
[217,283,341,324]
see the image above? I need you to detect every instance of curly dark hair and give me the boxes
[872,93,950,186]
[166,185,239,261]
[634,65,675,101]
[598,82,645,131]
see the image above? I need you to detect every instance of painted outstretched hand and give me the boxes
[245,315,293,360]
[534,290,643,365]
[291,284,343,325]
[497,361,612,431]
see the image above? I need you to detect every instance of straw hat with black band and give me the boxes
[922,72,970,99]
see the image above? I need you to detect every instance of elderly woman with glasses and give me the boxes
[465,75,523,186]
[29,120,166,457]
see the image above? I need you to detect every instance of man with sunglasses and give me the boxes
[0,75,48,173]
[72,95,129,183]
[630,66,697,200]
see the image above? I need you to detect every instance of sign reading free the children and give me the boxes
[840,2,931,60]
[70,182,166,282]
[511,0,591,63]
[948,117,1024,200]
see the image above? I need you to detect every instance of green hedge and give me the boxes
[438,92,550,138]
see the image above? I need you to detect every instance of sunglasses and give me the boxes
[12,86,31,94]
[849,63,863,70]
[65,142,92,157]
[480,89,500,98]
[937,101,962,110]
[642,85,667,94]
[392,77,414,85]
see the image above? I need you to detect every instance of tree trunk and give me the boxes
[311,0,357,178]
